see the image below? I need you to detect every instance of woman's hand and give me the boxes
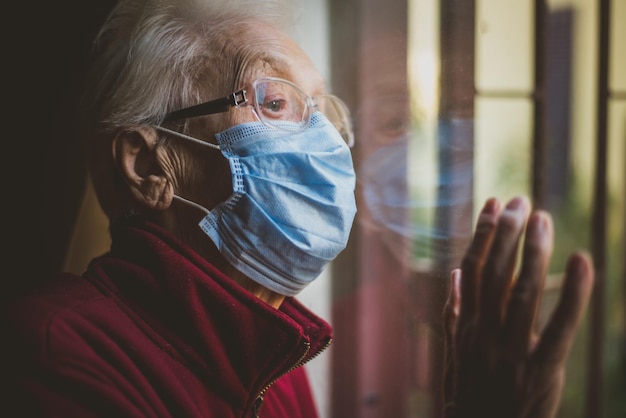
[443,196,594,418]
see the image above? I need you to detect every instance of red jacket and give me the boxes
[6,218,332,417]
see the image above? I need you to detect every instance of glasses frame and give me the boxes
[163,77,354,147]
[164,90,248,121]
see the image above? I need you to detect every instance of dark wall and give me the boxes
[5,1,115,305]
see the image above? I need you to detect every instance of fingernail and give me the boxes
[568,252,592,277]
[505,196,528,211]
[449,270,461,313]
[528,212,546,233]
[482,197,499,214]
[451,269,461,286]
[506,197,522,210]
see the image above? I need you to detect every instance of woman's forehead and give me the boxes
[237,23,326,94]
[248,57,325,93]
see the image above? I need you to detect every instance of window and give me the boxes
[321,1,626,417]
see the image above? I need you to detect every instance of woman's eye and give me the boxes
[263,100,283,112]
[261,99,286,113]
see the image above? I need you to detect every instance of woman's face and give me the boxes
[173,22,328,212]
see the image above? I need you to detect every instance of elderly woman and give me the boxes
[5,0,593,417]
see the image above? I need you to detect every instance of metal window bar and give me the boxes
[432,1,477,417]
[533,0,548,210]
[587,0,611,416]
[330,0,411,416]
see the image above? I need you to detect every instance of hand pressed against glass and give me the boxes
[443,196,594,418]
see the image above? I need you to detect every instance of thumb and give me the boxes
[443,269,461,403]
[444,269,461,343]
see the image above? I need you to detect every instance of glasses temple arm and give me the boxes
[164,90,248,121]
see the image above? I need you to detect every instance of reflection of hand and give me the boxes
[443,196,594,418]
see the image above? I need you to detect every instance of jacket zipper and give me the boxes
[251,337,333,418]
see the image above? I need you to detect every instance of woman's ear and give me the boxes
[112,126,173,210]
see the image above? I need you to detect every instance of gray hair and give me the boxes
[82,0,299,220]
[82,0,297,133]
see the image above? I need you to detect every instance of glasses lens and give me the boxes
[252,78,354,147]
[253,80,308,130]
[317,95,355,147]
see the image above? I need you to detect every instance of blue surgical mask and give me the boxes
[171,112,357,296]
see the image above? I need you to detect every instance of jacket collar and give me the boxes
[87,216,332,402]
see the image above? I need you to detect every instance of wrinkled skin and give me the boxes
[443,196,594,418]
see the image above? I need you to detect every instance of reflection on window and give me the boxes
[326,0,626,417]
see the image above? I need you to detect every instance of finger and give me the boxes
[503,211,553,355]
[458,197,502,330]
[443,269,461,402]
[478,196,531,335]
[534,252,594,367]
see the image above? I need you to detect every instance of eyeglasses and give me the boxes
[164,77,354,147]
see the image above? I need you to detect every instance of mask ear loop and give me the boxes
[153,126,221,215]
[155,125,221,150]
[172,195,211,215]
